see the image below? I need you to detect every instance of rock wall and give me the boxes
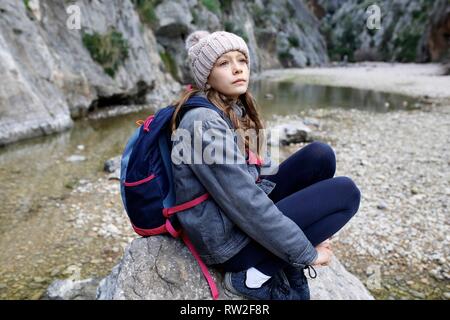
[149,0,329,84]
[315,0,449,63]
[0,0,328,146]
[0,0,180,146]
[2,0,446,146]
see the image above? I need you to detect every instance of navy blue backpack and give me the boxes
[120,95,233,300]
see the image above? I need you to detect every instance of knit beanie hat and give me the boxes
[185,30,250,90]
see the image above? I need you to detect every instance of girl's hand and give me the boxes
[317,239,332,249]
[312,242,333,266]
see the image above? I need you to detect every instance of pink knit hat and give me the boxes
[185,30,250,90]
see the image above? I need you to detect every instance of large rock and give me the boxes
[96,236,374,300]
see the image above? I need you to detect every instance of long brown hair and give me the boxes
[170,86,266,158]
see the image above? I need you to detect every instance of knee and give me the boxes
[307,141,336,177]
[337,176,361,217]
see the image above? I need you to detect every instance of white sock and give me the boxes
[245,267,272,289]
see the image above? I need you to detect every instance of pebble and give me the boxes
[66,155,86,162]
[377,200,388,210]
[410,290,426,299]
[90,259,103,264]
[32,277,46,283]
[50,268,61,277]
[30,292,43,300]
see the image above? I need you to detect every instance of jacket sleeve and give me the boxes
[182,112,318,267]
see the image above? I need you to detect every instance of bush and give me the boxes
[23,0,30,11]
[288,35,299,48]
[159,51,179,81]
[82,29,129,77]
[223,21,248,42]
[219,0,233,12]
[278,51,292,66]
[132,0,162,29]
[394,31,421,62]
[201,0,221,15]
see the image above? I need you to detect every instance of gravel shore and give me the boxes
[274,102,449,299]
[257,63,449,299]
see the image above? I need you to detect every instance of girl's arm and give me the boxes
[179,109,318,268]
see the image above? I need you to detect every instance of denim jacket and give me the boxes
[170,94,318,267]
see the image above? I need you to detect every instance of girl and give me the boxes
[169,30,361,300]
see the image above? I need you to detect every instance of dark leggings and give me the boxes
[218,141,361,276]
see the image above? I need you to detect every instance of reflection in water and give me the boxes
[0,109,157,232]
[251,80,419,116]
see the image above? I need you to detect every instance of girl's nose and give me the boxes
[233,66,242,74]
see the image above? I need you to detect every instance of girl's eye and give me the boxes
[240,59,247,63]
[219,61,228,66]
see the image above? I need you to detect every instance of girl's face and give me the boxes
[207,50,249,100]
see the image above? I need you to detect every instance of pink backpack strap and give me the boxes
[131,223,166,237]
[247,150,264,166]
[163,193,219,300]
[164,218,219,300]
[181,232,220,300]
[163,193,210,218]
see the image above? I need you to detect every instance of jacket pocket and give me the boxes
[256,178,277,195]
[195,200,232,249]
[246,164,259,181]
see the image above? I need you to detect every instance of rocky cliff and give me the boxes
[314,0,449,63]
[0,0,328,146]
[1,0,447,146]
[0,0,183,146]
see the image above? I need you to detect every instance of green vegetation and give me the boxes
[132,0,162,29]
[219,0,233,12]
[394,31,421,62]
[224,21,248,42]
[250,3,271,26]
[64,178,79,190]
[82,29,129,77]
[23,0,30,11]
[286,1,296,18]
[201,0,221,15]
[278,51,292,65]
[159,51,179,81]
[327,17,360,62]
[191,9,199,25]
[288,35,300,48]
